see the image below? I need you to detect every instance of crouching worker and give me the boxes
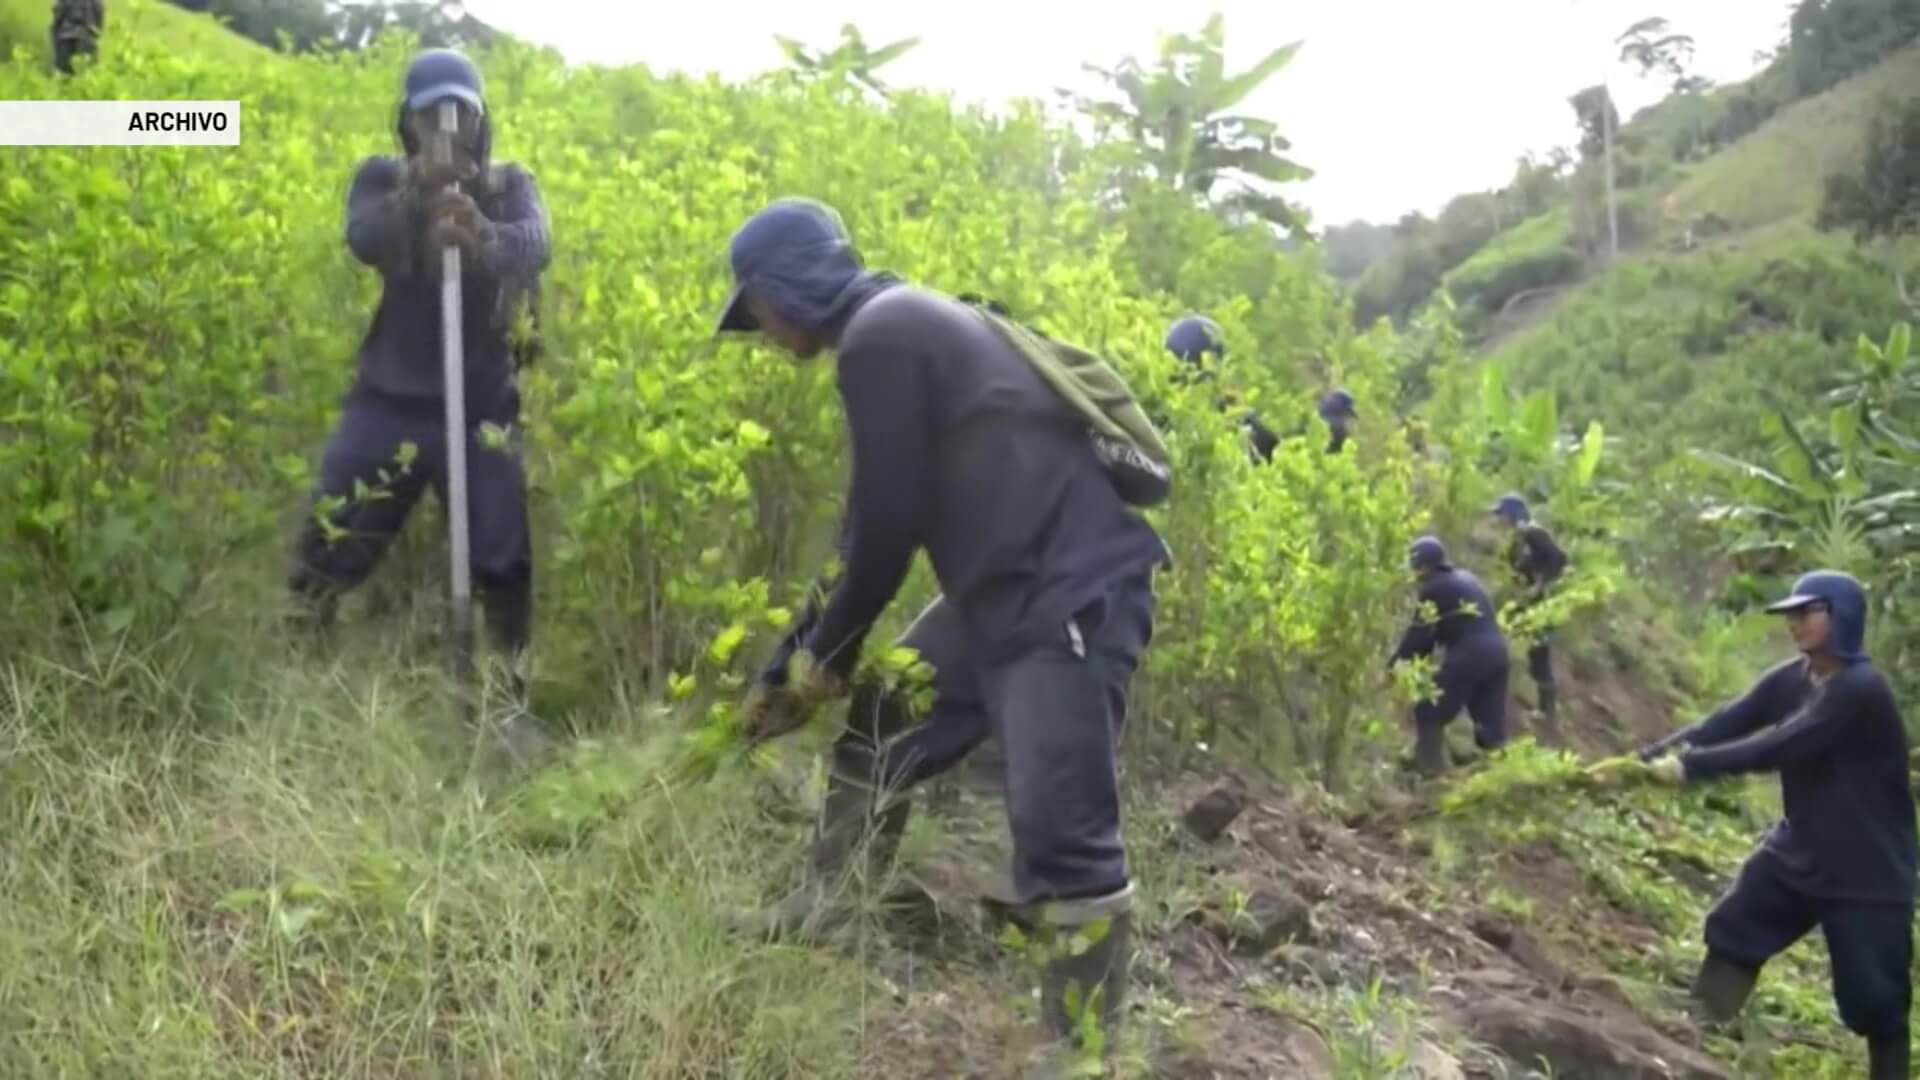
[1389,536,1511,774]
[716,197,1171,1064]
[285,49,553,754]
[1634,571,1915,1078]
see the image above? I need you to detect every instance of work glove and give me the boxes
[424,189,492,265]
[1647,753,1688,786]
[406,153,476,194]
[741,647,846,747]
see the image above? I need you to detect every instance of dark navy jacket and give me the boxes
[1509,523,1568,590]
[1391,566,1505,664]
[342,156,550,421]
[1680,657,1918,905]
[800,285,1170,680]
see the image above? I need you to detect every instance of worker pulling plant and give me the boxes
[1163,314,1280,463]
[1631,570,1915,1079]
[1389,535,1512,774]
[715,196,1170,1070]
[1491,493,1569,728]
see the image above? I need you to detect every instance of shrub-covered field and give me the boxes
[2,3,1913,1076]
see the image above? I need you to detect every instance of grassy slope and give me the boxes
[1663,44,1920,232]
[0,0,276,68]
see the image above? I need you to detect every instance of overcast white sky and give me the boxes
[461,1,1796,225]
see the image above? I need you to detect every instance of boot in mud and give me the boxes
[1025,886,1135,1078]
[1688,950,1758,1026]
[1868,1031,1910,1080]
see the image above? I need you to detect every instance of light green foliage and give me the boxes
[1441,208,1582,329]
[1417,351,1623,662]
[0,640,874,1078]
[1,9,1902,1077]
[1691,322,1920,698]
[1,0,280,66]
[771,23,920,99]
[1,23,1439,789]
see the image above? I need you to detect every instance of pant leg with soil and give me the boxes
[1696,854,1819,1022]
[287,397,438,636]
[986,573,1155,1048]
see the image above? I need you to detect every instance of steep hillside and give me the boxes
[1661,43,1920,233]
[1,10,1909,1080]
[1418,42,1919,597]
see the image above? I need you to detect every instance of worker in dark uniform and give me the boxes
[718,197,1169,1064]
[1162,315,1279,463]
[1491,493,1569,726]
[50,0,103,75]
[1318,388,1357,454]
[1389,536,1511,774]
[1634,570,1914,1079]
[285,49,552,757]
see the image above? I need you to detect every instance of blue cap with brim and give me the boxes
[714,197,854,335]
[1762,570,1870,661]
[407,82,485,115]
[403,49,486,116]
[715,282,755,334]
[1164,316,1225,362]
[1764,592,1827,613]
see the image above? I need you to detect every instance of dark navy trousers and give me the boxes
[1706,853,1914,1040]
[1415,633,1511,750]
[288,389,533,651]
[835,570,1156,904]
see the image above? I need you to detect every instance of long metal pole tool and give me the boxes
[435,99,476,713]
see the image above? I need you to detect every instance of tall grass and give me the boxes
[0,599,882,1078]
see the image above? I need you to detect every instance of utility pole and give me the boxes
[1573,0,1621,262]
[1602,74,1619,262]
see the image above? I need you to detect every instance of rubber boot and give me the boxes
[1413,720,1448,776]
[1868,1031,1910,1080]
[1688,950,1759,1025]
[758,771,909,940]
[483,584,556,767]
[284,577,341,654]
[1027,885,1135,1078]
[755,682,915,941]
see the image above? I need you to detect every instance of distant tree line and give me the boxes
[163,0,505,53]
[1820,94,1920,243]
